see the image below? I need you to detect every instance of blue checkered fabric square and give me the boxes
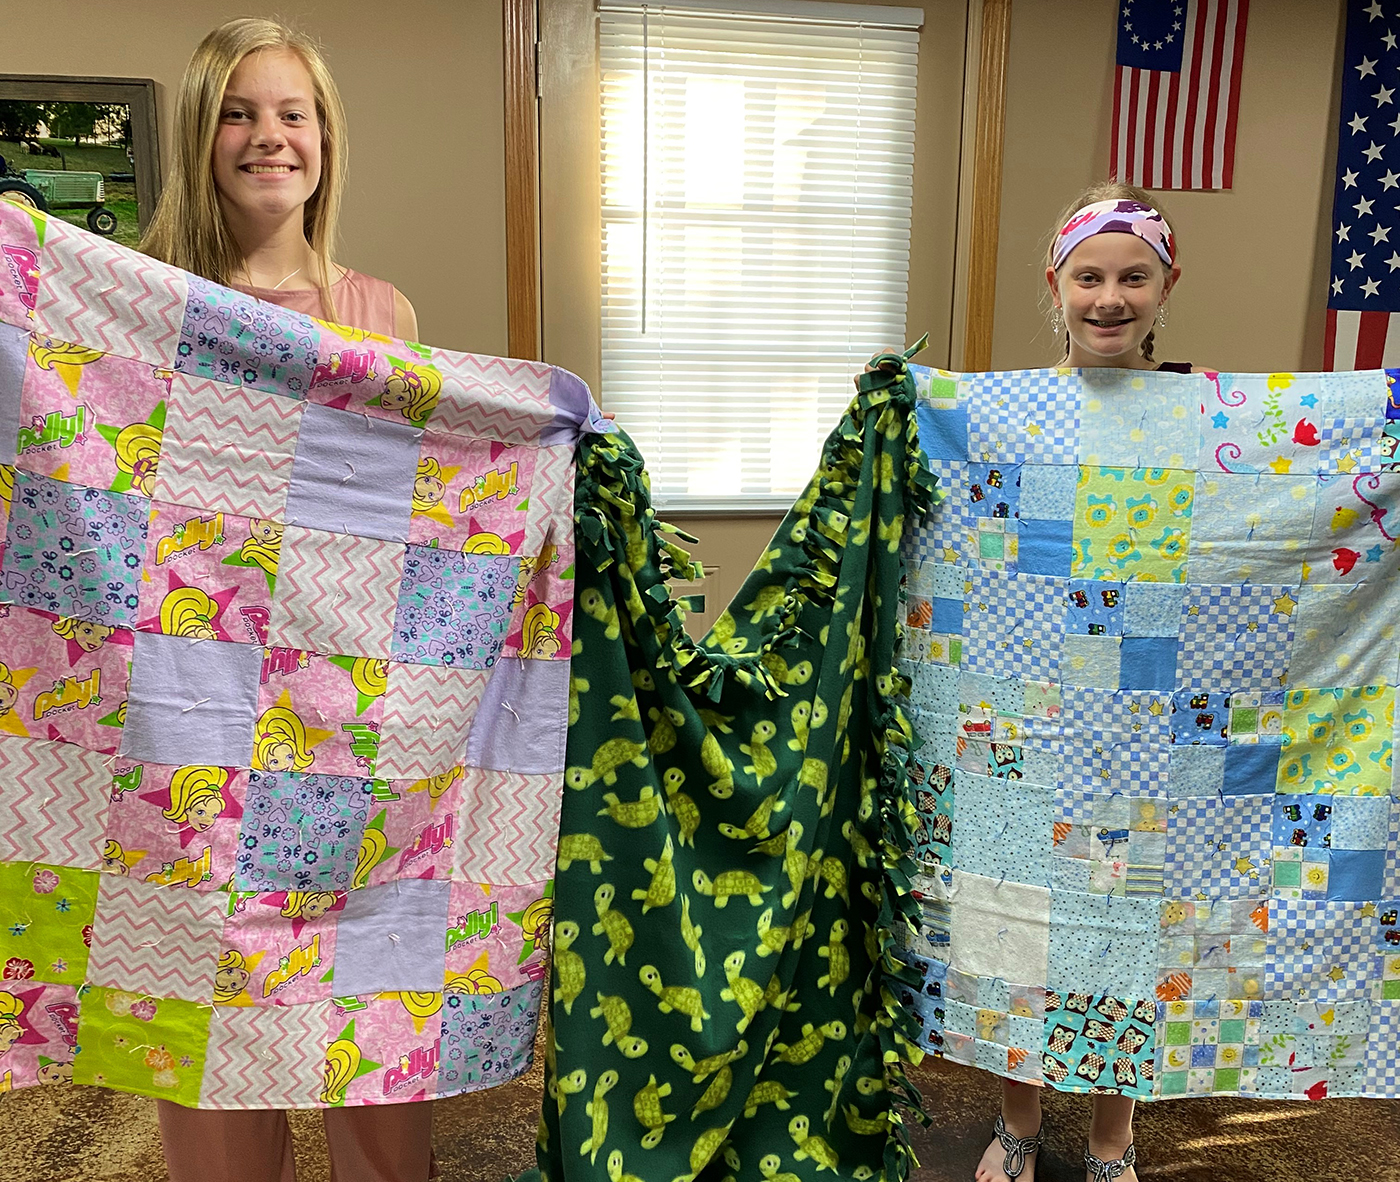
[963,570,1066,682]
[1165,796,1271,898]
[909,459,971,565]
[1266,899,1379,1003]
[1177,584,1296,690]
[1364,1001,1400,1092]
[963,370,1082,465]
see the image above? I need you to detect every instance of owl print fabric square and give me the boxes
[0,204,602,1107]
[901,361,1400,1102]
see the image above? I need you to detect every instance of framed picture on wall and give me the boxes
[0,75,160,248]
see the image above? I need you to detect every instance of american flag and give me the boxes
[1110,0,1250,190]
[1326,0,1400,370]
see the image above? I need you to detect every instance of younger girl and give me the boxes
[977,181,1206,1182]
[140,18,429,1182]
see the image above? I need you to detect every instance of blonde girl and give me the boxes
[520,601,562,659]
[252,704,314,773]
[977,182,1209,1182]
[163,766,229,832]
[212,950,251,1004]
[0,664,18,716]
[140,19,417,338]
[380,361,440,425]
[159,586,220,640]
[238,518,284,576]
[142,21,431,1181]
[113,422,162,494]
[52,617,115,653]
[411,457,446,513]
[0,992,23,1057]
[280,890,338,922]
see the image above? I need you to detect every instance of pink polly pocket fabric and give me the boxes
[0,201,607,1108]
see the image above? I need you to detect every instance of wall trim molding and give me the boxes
[504,0,542,360]
[959,0,1011,373]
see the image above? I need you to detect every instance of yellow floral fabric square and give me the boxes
[1071,467,1196,582]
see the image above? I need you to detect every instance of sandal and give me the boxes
[1084,1143,1137,1182]
[992,1113,1045,1179]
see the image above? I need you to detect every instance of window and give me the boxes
[599,0,922,508]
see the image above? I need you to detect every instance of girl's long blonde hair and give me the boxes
[140,18,347,321]
[1044,180,1175,363]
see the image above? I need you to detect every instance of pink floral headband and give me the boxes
[1052,200,1176,271]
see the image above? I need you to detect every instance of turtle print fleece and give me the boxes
[538,353,936,1182]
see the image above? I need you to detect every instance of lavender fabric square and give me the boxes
[175,275,320,395]
[121,630,261,766]
[0,320,26,465]
[439,979,543,1093]
[391,547,520,668]
[283,403,421,541]
[3,471,147,625]
[465,657,568,774]
[332,878,450,995]
[233,771,373,892]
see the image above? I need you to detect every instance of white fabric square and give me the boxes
[949,868,1050,986]
[152,375,304,519]
[267,525,405,657]
[377,663,489,779]
[32,216,188,366]
[1290,585,1400,688]
[0,735,112,869]
[85,875,226,1002]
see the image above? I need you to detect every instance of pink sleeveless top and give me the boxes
[231,268,398,336]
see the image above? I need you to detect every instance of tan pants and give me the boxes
[156,1099,436,1182]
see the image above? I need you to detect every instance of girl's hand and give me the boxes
[855,345,904,386]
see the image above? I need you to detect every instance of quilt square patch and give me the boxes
[1277,686,1393,796]
[85,874,227,1002]
[1176,583,1297,691]
[1266,898,1378,1002]
[0,861,99,987]
[962,571,1066,682]
[406,432,536,553]
[376,663,489,781]
[914,398,968,462]
[33,219,187,367]
[73,988,211,1105]
[1164,795,1271,898]
[1289,586,1400,689]
[1042,991,1158,1096]
[200,1002,332,1107]
[390,547,519,669]
[439,979,544,1096]
[948,869,1051,985]
[1156,997,1263,1095]
[1048,890,1158,999]
[137,502,280,645]
[283,404,421,542]
[254,652,386,778]
[1079,370,1201,468]
[1071,466,1195,583]
[3,471,148,626]
[150,375,303,520]
[266,526,405,658]
[964,370,1081,464]
[1156,897,1269,1004]
[1306,472,1400,585]
[121,629,261,768]
[175,275,320,396]
[1187,472,1315,584]
[948,771,1051,887]
[464,658,568,775]
[332,878,450,996]
[17,345,170,497]
[233,770,373,893]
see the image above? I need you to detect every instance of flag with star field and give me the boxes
[1110,0,1250,190]
[1327,0,1400,369]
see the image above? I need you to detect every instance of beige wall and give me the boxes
[991,0,1344,373]
[14,0,508,355]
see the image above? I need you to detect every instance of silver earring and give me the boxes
[1156,304,1168,329]
[1051,306,1064,336]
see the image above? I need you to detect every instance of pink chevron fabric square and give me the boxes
[0,202,594,1107]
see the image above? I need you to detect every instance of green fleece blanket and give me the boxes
[537,354,935,1182]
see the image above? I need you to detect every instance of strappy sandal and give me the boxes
[1084,1143,1137,1182]
[992,1113,1045,1179]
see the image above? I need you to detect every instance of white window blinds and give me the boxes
[598,1,921,509]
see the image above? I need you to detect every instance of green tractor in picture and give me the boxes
[0,157,118,234]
